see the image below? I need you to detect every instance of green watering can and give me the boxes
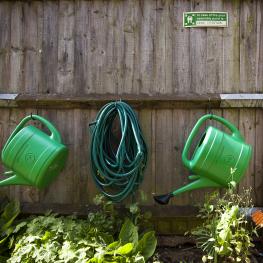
[154,114,252,205]
[1,115,68,188]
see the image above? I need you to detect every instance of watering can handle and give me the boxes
[3,115,62,149]
[182,114,243,169]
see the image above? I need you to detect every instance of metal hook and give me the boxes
[30,113,35,120]
[208,97,212,118]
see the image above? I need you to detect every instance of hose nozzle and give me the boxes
[153,193,173,205]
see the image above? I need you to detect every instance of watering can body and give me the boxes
[1,115,68,188]
[154,114,252,205]
[186,125,251,188]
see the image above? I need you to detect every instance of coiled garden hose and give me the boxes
[90,101,147,202]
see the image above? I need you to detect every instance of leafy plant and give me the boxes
[0,199,20,259]
[8,195,157,263]
[191,185,256,263]
[88,218,157,262]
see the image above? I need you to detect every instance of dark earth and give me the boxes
[154,237,263,263]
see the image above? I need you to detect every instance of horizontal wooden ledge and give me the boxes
[0,93,263,109]
[21,202,198,217]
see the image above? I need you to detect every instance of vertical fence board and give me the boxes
[172,0,191,93]
[0,109,10,197]
[190,0,207,94]
[57,1,75,94]
[155,110,174,205]
[255,109,263,205]
[137,0,155,95]
[122,1,135,94]
[10,2,24,93]
[138,109,155,205]
[171,109,191,206]
[206,0,223,93]
[42,1,58,94]
[238,109,256,201]
[240,0,257,92]
[223,0,240,93]
[74,0,88,94]
[155,0,167,94]
[256,0,263,92]
[0,1,10,92]
[23,2,43,93]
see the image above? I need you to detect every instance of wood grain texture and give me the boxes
[172,0,191,93]
[190,0,207,94]
[10,2,24,93]
[41,1,58,94]
[256,0,263,92]
[206,0,223,93]
[23,1,43,93]
[0,0,262,94]
[0,0,262,217]
[57,1,75,94]
[238,109,256,201]
[0,1,10,93]
[223,0,240,93]
[240,0,257,92]
[255,109,263,205]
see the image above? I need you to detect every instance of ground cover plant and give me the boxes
[0,199,20,262]
[7,195,158,263]
[191,183,257,263]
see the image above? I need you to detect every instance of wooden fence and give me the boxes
[0,0,263,218]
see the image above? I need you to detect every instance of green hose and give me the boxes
[90,101,147,202]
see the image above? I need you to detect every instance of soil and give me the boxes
[156,245,203,263]
[154,240,263,263]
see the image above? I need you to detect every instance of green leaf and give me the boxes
[0,200,20,232]
[119,218,138,244]
[106,241,120,250]
[137,231,157,261]
[115,243,133,255]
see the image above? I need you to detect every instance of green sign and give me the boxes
[183,12,228,28]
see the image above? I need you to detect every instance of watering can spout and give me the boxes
[154,176,221,205]
[0,171,29,187]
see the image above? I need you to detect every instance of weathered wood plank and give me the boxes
[0,109,10,197]
[57,1,75,94]
[256,0,263,92]
[255,109,263,205]
[122,1,136,94]
[206,0,223,93]
[138,109,155,205]
[10,2,24,93]
[240,0,257,92]
[23,2,43,93]
[41,1,59,94]
[223,0,240,93]
[74,0,91,94]
[172,0,191,93]
[238,109,255,201]
[155,0,168,94]
[0,2,11,92]
[155,109,174,205]
[0,93,220,109]
[136,0,155,95]
[190,0,207,94]
[87,109,99,203]
[171,109,191,206]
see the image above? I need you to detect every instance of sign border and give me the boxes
[183,11,228,28]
